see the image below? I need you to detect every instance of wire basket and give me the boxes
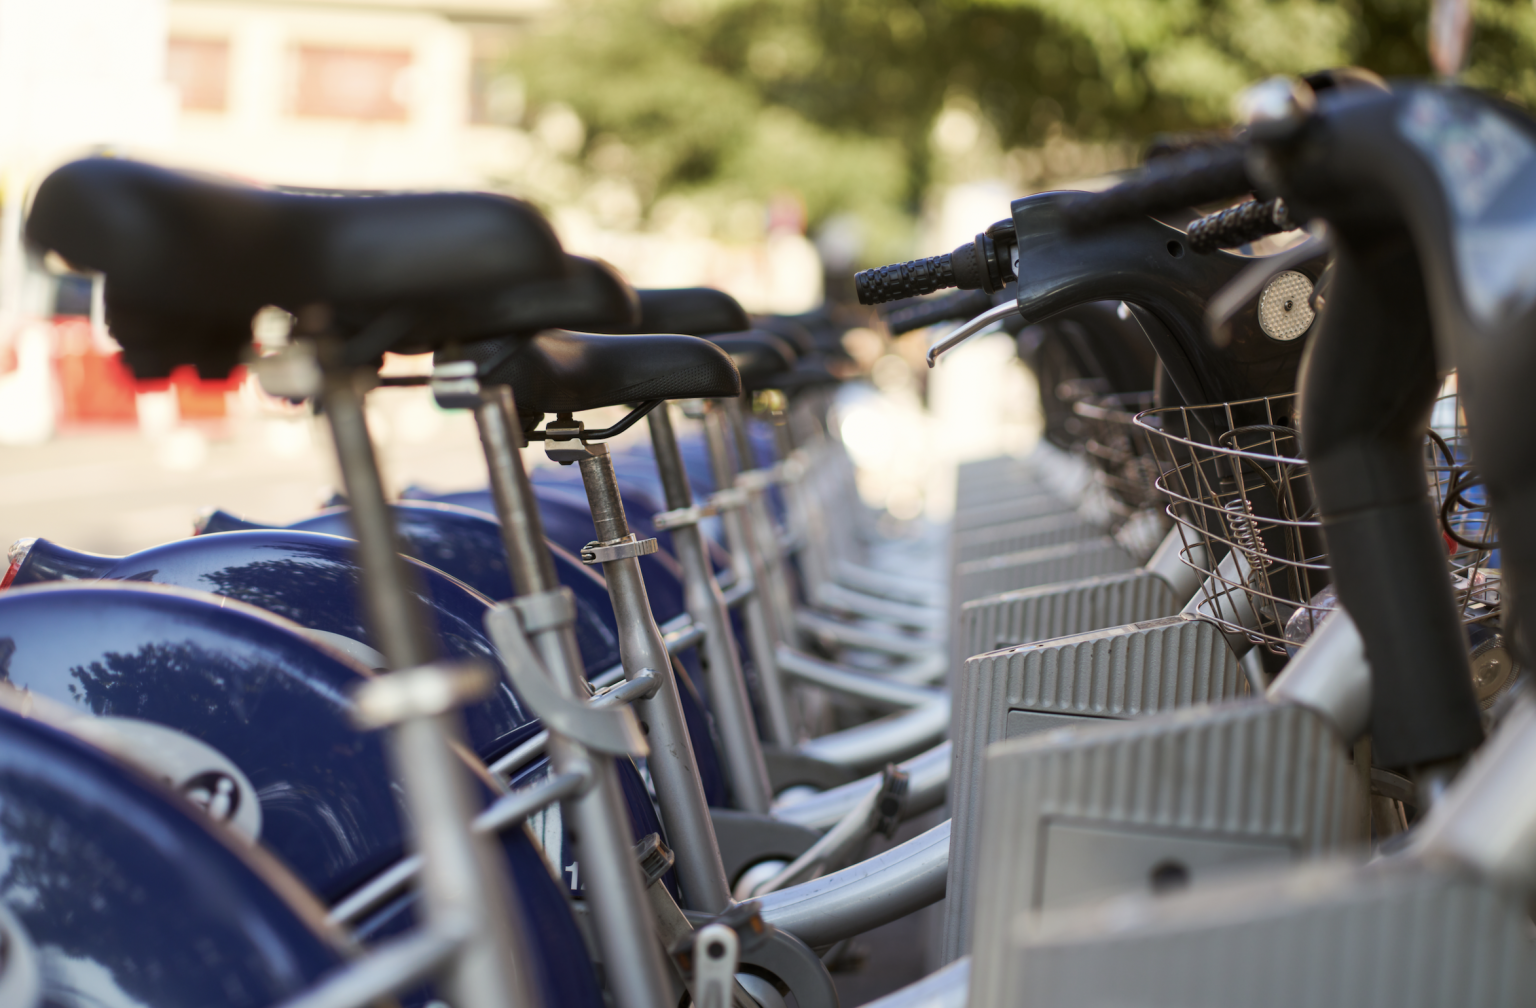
[1135,385,1506,703]
[1071,391,1162,514]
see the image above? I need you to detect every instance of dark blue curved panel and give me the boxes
[11,531,540,762]
[199,504,623,678]
[0,705,342,1008]
[279,505,624,677]
[0,583,608,1007]
[0,581,426,901]
[413,486,693,624]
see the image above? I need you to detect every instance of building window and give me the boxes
[293,47,411,121]
[168,37,229,112]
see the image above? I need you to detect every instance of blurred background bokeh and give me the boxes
[0,0,1531,554]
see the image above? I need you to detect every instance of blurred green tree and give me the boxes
[510,0,1536,262]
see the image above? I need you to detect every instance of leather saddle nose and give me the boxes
[709,332,798,392]
[462,329,741,415]
[637,288,750,337]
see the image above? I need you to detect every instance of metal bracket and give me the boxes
[580,535,660,565]
[652,502,719,531]
[688,923,740,1008]
[351,660,496,730]
[541,417,601,465]
[484,597,648,756]
[512,589,576,634]
[430,360,480,410]
[735,467,780,491]
[707,487,749,512]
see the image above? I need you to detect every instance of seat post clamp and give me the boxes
[351,660,496,730]
[735,466,782,491]
[707,487,749,512]
[511,588,578,634]
[652,502,719,531]
[580,535,661,565]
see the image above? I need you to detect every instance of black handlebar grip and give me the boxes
[1187,198,1297,254]
[1058,144,1253,234]
[855,253,957,305]
[856,227,1013,306]
[880,288,995,335]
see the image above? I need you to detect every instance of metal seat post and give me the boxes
[646,403,774,814]
[722,397,802,645]
[701,400,797,745]
[546,416,735,914]
[309,330,535,1008]
[460,381,675,1008]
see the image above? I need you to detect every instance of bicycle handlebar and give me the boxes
[1057,145,1253,234]
[880,289,995,335]
[1187,197,1296,254]
[854,220,1016,306]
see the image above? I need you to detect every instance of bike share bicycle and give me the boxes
[948,71,1536,1008]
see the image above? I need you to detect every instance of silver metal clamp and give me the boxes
[351,661,496,731]
[707,487,749,512]
[580,535,660,565]
[484,594,649,757]
[652,502,719,531]
[735,467,781,491]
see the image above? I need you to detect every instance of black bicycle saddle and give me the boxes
[467,329,741,415]
[637,288,750,336]
[750,315,816,356]
[407,255,641,353]
[26,158,567,377]
[709,332,798,392]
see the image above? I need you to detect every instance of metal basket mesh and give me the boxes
[1070,391,1161,514]
[1135,384,1500,667]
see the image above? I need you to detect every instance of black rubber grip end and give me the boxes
[855,253,956,305]
[1188,198,1297,253]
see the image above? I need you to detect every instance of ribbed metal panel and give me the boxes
[953,538,1137,607]
[955,473,1046,507]
[957,569,1181,666]
[955,454,1029,489]
[951,512,1106,565]
[989,859,1534,1008]
[962,701,1358,978]
[953,493,1074,531]
[943,616,1250,963]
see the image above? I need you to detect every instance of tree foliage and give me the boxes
[509,0,1536,261]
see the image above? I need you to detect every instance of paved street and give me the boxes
[0,386,497,557]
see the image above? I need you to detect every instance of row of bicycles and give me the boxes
[0,61,1532,1008]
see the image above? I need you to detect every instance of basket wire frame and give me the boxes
[1070,391,1161,515]
[1134,381,1498,657]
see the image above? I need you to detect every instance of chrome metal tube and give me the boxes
[724,398,801,645]
[773,646,944,711]
[648,404,774,814]
[774,742,950,832]
[320,351,532,1008]
[471,388,672,1008]
[1410,693,1536,889]
[796,699,952,773]
[275,922,467,1008]
[1265,607,1371,741]
[755,819,950,948]
[704,403,795,745]
[578,447,734,913]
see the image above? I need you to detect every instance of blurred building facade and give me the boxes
[0,0,824,445]
[156,0,548,189]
